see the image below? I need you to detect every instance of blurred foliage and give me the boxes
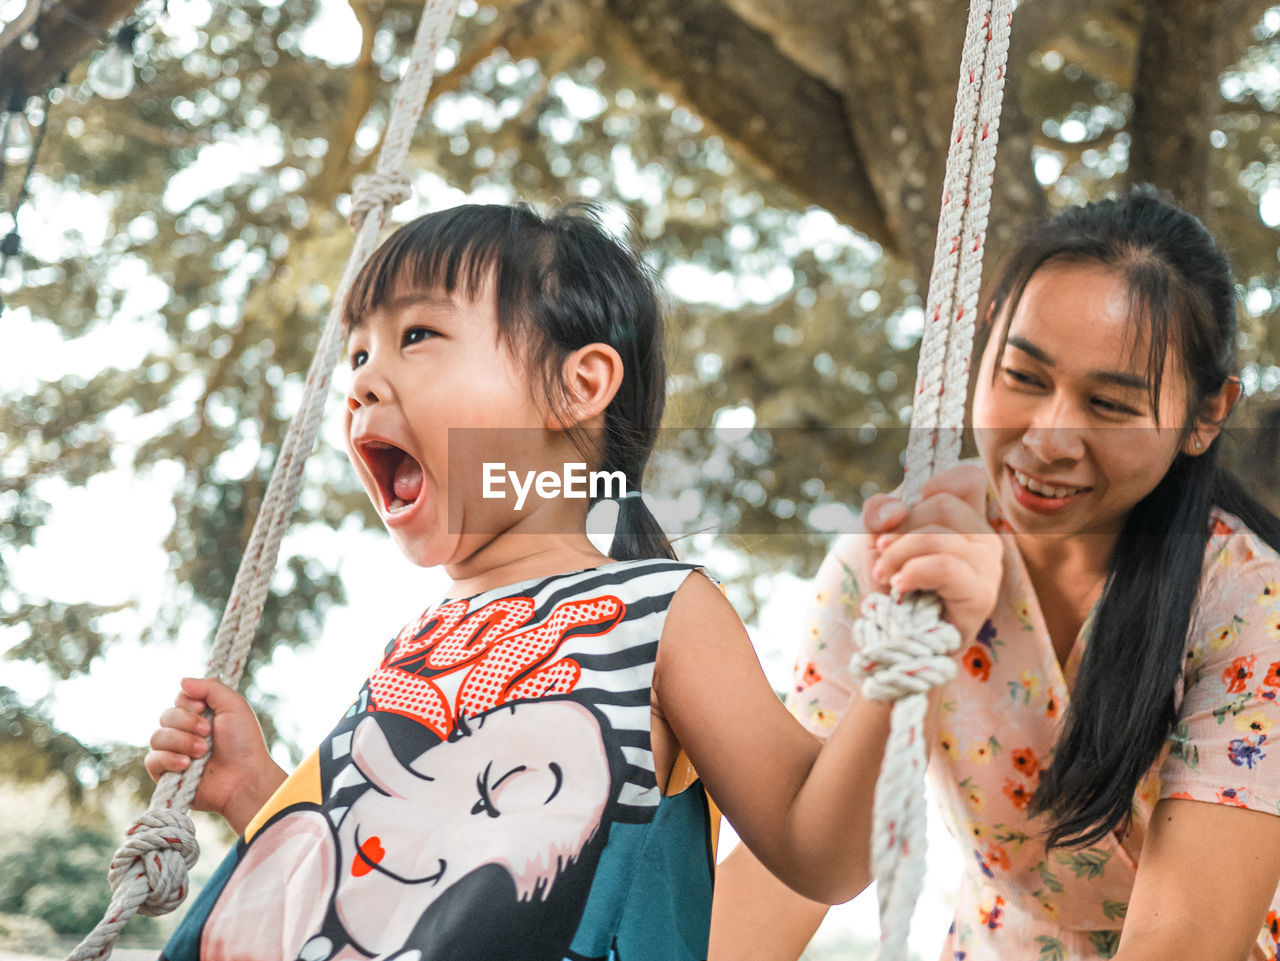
[0,686,150,806]
[0,824,163,937]
[0,911,59,952]
[0,0,1277,824]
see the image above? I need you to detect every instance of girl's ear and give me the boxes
[1182,376,1242,456]
[547,343,624,430]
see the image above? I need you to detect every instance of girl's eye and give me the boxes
[404,327,436,346]
[350,348,369,370]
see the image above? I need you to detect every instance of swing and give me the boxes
[65,0,1014,956]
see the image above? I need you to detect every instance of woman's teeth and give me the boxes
[1013,469,1086,499]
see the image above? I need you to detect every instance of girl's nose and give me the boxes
[347,361,384,411]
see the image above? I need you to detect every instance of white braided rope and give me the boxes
[854,1,1013,958]
[65,4,460,958]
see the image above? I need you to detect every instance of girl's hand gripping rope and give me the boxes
[144,676,287,835]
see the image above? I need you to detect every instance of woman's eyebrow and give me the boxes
[1006,334,1149,391]
[1006,334,1052,365]
[1090,369,1150,391]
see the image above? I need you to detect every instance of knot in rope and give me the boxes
[107,810,200,917]
[349,170,413,229]
[851,592,961,702]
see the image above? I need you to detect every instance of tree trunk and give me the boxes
[1127,0,1221,216]
[1128,0,1276,223]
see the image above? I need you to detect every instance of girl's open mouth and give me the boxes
[358,440,425,514]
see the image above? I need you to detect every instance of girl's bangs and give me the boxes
[342,210,518,329]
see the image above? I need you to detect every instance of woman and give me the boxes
[711,187,1280,960]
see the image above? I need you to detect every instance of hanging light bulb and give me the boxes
[0,232,21,288]
[87,24,139,100]
[1,95,32,165]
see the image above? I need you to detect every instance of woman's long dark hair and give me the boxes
[344,203,676,562]
[981,185,1280,849]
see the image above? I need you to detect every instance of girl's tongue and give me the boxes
[391,455,423,509]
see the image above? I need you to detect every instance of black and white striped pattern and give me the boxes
[325,558,702,824]
[456,558,700,820]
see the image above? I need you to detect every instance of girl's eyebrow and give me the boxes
[381,291,459,313]
[348,292,457,333]
[1006,334,1150,391]
[348,293,458,335]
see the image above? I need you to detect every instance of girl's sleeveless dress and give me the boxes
[161,558,716,961]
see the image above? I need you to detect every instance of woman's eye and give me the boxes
[350,349,368,370]
[1092,397,1138,416]
[1001,367,1039,387]
[404,327,436,346]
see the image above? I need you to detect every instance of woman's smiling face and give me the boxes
[972,261,1197,544]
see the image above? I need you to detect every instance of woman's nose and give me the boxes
[1022,397,1085,462]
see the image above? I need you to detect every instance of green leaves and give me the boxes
[1036,935,1067,961]
[1055,846,1113,881]
[1168,721,1201,770]
[1101,899,1128,922]
[1088,930,1121,958]
[1035,859,1065,894]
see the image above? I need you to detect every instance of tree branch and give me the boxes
[305,1,382,204]
[1009,0,1143,88]
[599,0,894,250]
[840,0,970,283]
[0,0,141,98]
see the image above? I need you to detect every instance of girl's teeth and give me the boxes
[389,496,410,512]
[1014,470,1083,499]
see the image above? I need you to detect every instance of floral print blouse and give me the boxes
[789,499,1280,960]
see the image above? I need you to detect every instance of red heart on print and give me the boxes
[352,835,386,877]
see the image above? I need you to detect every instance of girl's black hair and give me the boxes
[980,184,1280,849]
[344,202,676,562]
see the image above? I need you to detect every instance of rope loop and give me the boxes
[851,592,961,701]
[106,810,200,917]
[349,169,413,230]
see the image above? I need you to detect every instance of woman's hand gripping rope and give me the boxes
[862,462,1003,651]
[848,463,1003,955]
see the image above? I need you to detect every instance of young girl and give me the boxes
[145,203,893,961]
[711,187,1280,960]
